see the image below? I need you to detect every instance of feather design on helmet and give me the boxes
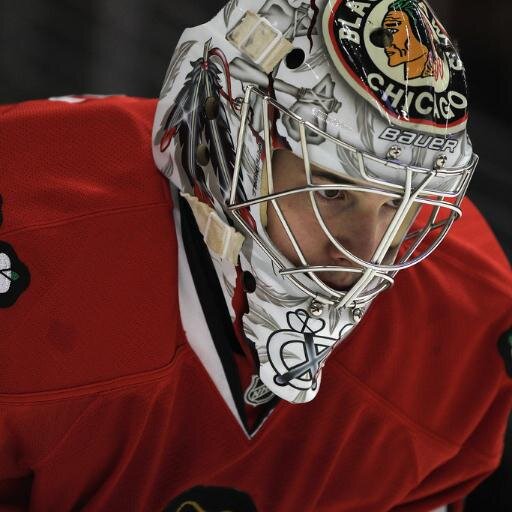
[158,39,246,205]
[204,45,247,203]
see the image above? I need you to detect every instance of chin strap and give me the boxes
[180,192,245,265]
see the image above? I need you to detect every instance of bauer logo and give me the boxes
[322,0,468,134]
[379,127,459,152]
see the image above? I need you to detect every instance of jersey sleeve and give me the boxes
[392,418,508,512]
[0,95,175,508]
[396,317,512,508]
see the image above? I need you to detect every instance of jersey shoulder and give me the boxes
[336,199,511,458]
[0,95,165,232]
[0,95,183,395]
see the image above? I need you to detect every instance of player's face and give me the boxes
[383,11,426,66]
[266,150,403,290]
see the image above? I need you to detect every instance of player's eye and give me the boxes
[385,197,402,209]
[316,189,347,201]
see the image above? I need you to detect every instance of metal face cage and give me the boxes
[228,86,478,309]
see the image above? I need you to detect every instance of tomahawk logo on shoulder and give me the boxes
[323,0,467,133]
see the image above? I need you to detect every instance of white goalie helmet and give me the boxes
[152,0,477,403]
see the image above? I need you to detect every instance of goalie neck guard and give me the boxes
[152,0,476,403]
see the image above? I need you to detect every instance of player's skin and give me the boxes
[383,10,429,79]
[265,149,402,290]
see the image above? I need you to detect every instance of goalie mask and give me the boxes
[152,0,477,403]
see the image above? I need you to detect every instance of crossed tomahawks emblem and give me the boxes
[267,309,338,391]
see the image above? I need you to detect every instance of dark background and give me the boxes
[0,1,510,509]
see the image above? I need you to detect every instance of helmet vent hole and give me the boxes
[196,144,210,167]
[370,28,393,48]
[243,271,257,293]
[285,48,306,70]
[204,96,219,120]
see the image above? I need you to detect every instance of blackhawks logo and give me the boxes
[322,0,468,133]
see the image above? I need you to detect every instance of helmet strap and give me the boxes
[180,192,245,265]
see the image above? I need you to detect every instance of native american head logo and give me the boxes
[322,0,468,134]
[380,0,443,80]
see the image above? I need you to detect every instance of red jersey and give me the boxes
[0,96,511,512]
